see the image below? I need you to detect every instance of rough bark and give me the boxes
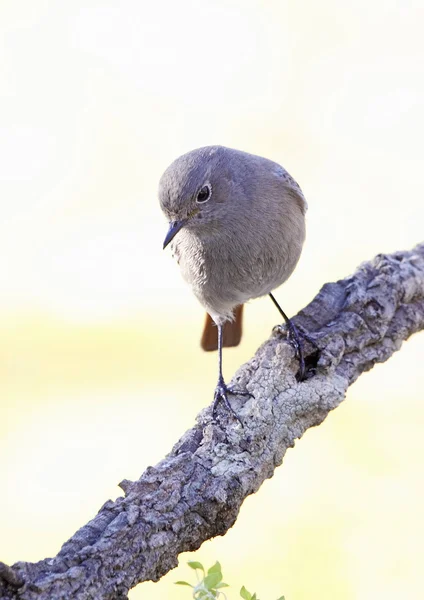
[1,243,424,600]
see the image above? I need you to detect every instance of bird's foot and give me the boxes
[273,320,306,380]
[274,323,320,349]
[273,321,323,381]
[295,325,322,351]
[212,377,253,425]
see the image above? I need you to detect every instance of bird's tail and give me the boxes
[200,305,244,351]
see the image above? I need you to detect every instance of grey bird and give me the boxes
[159,145,307,421]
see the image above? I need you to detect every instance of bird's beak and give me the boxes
[163,219,188,250]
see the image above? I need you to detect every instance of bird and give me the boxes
[159,145,307,422]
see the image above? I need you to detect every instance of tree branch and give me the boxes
[1,243,424,600]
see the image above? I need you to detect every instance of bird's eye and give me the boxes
[196,184,212,203]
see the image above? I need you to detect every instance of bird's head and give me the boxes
[159,146,235,249]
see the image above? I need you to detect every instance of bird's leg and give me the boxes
[212,324,251,425]
[269,292,306,381]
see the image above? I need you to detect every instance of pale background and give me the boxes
[1,1,423,599]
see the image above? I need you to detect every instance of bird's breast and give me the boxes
[171,229,246,320]
[171,216,304,321]
[171,231,208,289]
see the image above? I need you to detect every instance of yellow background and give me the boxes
[1,1,423,598]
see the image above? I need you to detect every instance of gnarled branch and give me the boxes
[1,243,423,600]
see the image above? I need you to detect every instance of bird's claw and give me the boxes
[295,325,322,350]
[273,323,321,381]
[273,321,307,381]
[212,379,252,425]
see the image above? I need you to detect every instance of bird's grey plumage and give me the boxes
[159,145,307,325]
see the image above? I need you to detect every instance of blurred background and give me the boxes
[1,1,423,598]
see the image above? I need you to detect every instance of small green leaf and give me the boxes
[208,561,222,575]
[240,586,252,600]
[175,581,193,586]
[204,572,222,589]
[187,561,205,572]
[200,590,218,599]
[276,596,285,600]
[216,582,229,588]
